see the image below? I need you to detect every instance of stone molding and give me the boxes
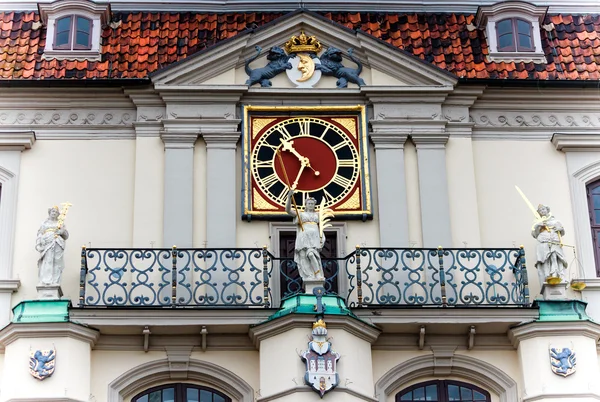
[552,133,600,152]
[0,279,20,293]
[0,322,100,348]
[508,321,600,347]
[202,132,241,149]
[133,120,163,137]
[6,398,85,402]
[160,132,199,149]
[0,131,35,150]
[0,109,135,127]
[257,385,377,402]
[523,394,600,402]
[373,333,514,351]
[94,333,256,351]
[411,133,450,147]
[248,314,381,348]
[374,354,518,402]
[107,358,254,402]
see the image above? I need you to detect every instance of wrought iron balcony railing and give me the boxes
[78,246,530,308]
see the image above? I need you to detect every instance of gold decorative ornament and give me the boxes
[296,54,316,82]
[253,189,278,210]
[312,319,327,330]
[284,30,322,54]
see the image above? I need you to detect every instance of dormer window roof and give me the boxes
[38,0,110,61]
[475,1,548,64]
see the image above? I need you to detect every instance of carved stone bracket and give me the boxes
[165,346,193,380]
[431,345,457,376]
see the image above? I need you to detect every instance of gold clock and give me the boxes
[242,106,372,219]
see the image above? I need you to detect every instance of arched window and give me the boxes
[396,380,490,402]
[496,18,534,52]
[54,15,92,50]
[132,384,232,402]
[586,179,600,276]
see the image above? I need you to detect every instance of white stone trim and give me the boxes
[374,354,518,402]
[0,322,99,348]
[268,221,347,306]
[107,358,254,402]
[39,0,110,61]
[475,1,548,64]
[257,385,377,402]
[508,321,600,347]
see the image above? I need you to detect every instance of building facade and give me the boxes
[0,0,600,401]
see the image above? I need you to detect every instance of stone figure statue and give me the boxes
[36,206,70,286]
[286,192,325,281]
[531,204,568,285]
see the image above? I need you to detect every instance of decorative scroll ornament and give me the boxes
[29,348,56,380]
[301,319,340,397]
[549,346,576,377]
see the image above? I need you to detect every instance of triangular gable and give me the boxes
[151,9,457,88]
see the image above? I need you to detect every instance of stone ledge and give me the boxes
[509,320,600,348]
[0,279,20,293]
[0,321,99,348]
[0,131,36,150]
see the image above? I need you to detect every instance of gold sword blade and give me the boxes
[515,185,542,221]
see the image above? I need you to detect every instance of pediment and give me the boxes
[150,10,457,89]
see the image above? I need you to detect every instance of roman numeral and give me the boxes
[319,126,330,139]
[260,173,279,189]
[298,120,311,136]
[277,126,292,139]
[332,174,352,188]
[331,141,348,152]
[275,187,290,204]
[254,160,273,169]
[338,159,356,168]
[262,143,280,151]
[323,188,335,203]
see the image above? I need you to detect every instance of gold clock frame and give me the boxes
[242,105,372,220]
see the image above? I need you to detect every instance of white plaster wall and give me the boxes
[446,137,482,247]
[11,140,136,305]
[91,350,166,402]
[260,328,308,397]
[405,140,423,247]
[1,337,91,402]
[189,350,259,394]
[472,140,574,295]
[327,329,373,397]
[193,139,208,248]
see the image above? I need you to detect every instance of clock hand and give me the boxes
[291,160,307,190]
[280,139,320,176]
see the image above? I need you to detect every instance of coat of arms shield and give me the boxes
[301,319,340,398]
[29,348,56,380]
[549,346,576,377]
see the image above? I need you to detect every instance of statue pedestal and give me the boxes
[541,282,568,301]
[303,278,325,294]
[36,284,63,300]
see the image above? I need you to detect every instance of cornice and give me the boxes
[369,131,409,149]
[475,1,548,28]
[38,0,111,26]
[202,133,241,149]
[552,133,600,152]
[0,322,99,348]
[0,279,20,293]
[248,314,381,348]
[508,320,600,348]
[257,386,377,402]
[0,131,35,150]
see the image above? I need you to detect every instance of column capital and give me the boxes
[202,133,240,149]
[411,133,449,148]
[160,132,198,149]
[370,133,408,150]
[0,131,36,151]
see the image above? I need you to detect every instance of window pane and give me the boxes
[461,386,473,400]
[76,16,90,32]
[594,210,600,224]
[400,391,412,400]
[498,33,514,49]
[137,396,148,402]
[56,16,71,33]
[517,20,530,34]
[518,34,532,49]
[55,31,70,46]
[448,385,461,401]
[214,395,225,402]
[592,186,600,195]
[200,390,213,402]
[497,19,512,35]
[76,31,89,47]
[149,391,161,402]
[474,391,487,400]
[414,387,425,401]
[593,195,600,208]
[426,384,438,401]
[162,388,174,402]
[186,388,199,402]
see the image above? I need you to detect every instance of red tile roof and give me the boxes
[0,11,599,81]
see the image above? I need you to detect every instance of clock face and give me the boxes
[242,106,372,218]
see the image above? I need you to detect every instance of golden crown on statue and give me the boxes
[312,319,327,330]
[284,30,322,54]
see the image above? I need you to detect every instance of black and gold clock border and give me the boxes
[241,105,372,221]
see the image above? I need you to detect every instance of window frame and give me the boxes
[395,379,491,402]
[586,179,600,276]
[495,17,534,52]
[132,383,232,402]
[53,14,93,51]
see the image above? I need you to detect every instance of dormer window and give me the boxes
[475,1,547,63]
[54,15,92,50]
[38,0,110,61]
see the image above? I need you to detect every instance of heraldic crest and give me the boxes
[549,346,576,377]
[301,319,341,397]
[29,348,56,380]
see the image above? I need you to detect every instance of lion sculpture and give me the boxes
[317,47,366,88]
[245,46,293,87]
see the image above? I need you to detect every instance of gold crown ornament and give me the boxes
[312,319,327,330]
[284,31,322,54]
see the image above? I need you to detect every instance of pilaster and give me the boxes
[161,126,199,248]
[411,132,452,247]
[369,123,408,247]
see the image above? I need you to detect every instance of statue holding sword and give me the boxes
[516,186,568,286]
